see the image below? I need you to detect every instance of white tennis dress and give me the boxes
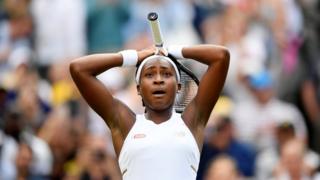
[118,112,200,180]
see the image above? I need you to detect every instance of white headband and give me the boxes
[135,55,180,84]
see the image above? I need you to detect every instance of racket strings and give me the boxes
[174,71,198,113]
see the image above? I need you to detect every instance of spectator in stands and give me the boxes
[204,155,240,180]
[272,139,314,180]
[256,121,320,179]
[0,13,32,73]
[231,70,307,151]
[197,114,256,179]
[30,0,86,80]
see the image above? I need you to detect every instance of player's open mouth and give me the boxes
[152,90,166,97]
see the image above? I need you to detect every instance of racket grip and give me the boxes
[148,12,163,48]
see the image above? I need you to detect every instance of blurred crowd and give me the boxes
[0,0,319,179]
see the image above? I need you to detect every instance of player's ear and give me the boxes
[177,83,181,92]
[136,85,141,95]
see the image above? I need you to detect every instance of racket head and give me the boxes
[167,54,199,113]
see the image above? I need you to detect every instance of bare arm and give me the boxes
[301,80,320,123]
[181,45,230,138]
[69,48,154,155]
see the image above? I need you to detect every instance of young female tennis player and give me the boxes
[70,44,229,180]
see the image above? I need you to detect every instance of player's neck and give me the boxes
[145,108,173,124]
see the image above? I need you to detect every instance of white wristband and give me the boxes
[119,50,138,67]
[167,45,185,59]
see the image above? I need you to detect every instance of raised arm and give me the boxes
[69,48,154,155]
[181,44,230,130]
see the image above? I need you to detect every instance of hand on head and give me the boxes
[137,46,168,64]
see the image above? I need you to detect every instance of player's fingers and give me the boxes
[158,47,168,56]
[154,48,159,55]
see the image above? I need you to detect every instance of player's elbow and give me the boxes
[206,45,230,63]
[214,47,230,74]
[69,59,83,77]
[218,47,230,63]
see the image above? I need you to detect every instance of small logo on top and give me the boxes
[133,133,146,139]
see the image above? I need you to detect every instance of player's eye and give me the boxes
[163,71,172,77]
[145,72,153,78]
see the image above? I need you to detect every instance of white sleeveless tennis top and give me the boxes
[118,112,200,180]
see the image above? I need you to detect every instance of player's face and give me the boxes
[137,58,179,111]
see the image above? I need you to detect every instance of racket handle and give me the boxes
[148,12,163,48]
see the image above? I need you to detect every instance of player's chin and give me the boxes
[149,101,174,111]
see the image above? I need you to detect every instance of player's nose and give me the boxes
[153,73,164,84]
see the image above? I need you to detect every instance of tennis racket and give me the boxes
[147,12,199,113]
